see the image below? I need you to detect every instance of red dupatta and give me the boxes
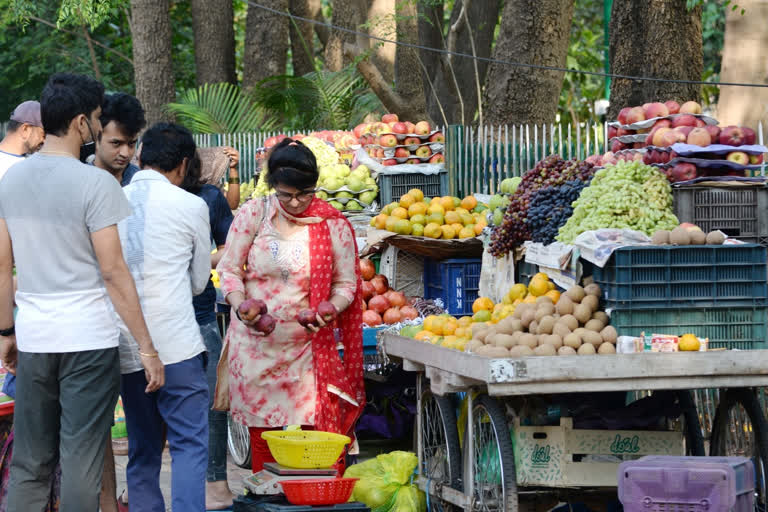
[277,196,365,437]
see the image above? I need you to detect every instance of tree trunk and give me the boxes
[190,0,236,85]
[289,0,317,77]
[130,0,176,125]
[716,0,768,128]
[325,0,365,72]
[243,0,289,89]
[366,0,395,82]
[482,0,573,126]
[421,0,500,126]
[393,0,429,122]
[608,0,702,119]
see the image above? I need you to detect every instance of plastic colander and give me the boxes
[280,478,359,506]
[260,430,351,469]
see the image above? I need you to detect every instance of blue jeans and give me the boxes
[199,320,228,482]
[121,354,208,512]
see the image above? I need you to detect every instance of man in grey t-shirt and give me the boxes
[0,73,164,512]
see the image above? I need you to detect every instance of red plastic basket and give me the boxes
[280,478,359,506]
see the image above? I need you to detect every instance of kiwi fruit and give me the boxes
[601,325,618,344]
[555,295,574,315]
[583,330,604,347]
[584,283,602,297]
[468,339,485,352]
[510,345,535,357]
[592,311,609,324]
[560,314,579,331]
[670,226,691,246]
[581,294,599,313]
[534,344,557,356]
[537,316,555,335]
[578,343,597,355]
[565,285,586,303]
[651,230,670,245]
[706,231,725,245]
[689,229,706,245]
[585,319,605,332]
[564,332,582,349]
[558,346,577,356]
[573,304,592,325]
[521,310,536,329]
[598,342,617,354]
[553,322,571,339]
[518,333,538,349]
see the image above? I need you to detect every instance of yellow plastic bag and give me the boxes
[344,451,425,512]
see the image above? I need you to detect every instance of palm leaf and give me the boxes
[165,82,279,134]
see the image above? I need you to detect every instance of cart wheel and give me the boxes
[227,414,252,469]
[676,390,706,456]
[710,388,768,510]
[467,395,518,512]
[420,391,463,511]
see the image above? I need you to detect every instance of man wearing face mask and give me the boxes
[0,100,45,180]
[0,73,164,511]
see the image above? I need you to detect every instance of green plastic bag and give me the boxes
[344,451,425,512]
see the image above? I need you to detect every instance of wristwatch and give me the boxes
[0,325,14,337]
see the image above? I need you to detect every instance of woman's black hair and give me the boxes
[266,138,318,191]
[180,153,205,194]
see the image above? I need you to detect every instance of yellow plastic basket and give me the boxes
[261,430,351,469]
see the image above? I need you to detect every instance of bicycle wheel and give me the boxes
[710,388,768,510]
[420,391,463,511]
[676,390,706,456]
[227,413,252,469]
[467,395,518,512]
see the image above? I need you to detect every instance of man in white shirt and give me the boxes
[0,100,45,180]
[118,122,211,512]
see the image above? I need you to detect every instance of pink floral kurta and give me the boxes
[217,196,357,427]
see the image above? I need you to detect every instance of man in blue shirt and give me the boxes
[93,93,144,187]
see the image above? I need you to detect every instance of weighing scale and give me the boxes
[243,463,338,495]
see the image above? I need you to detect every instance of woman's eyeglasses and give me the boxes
[275,189,316,203]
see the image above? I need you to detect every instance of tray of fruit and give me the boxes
[670,142,767,157]
[665,156,763,171]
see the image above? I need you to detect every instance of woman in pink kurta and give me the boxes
[216,139,365,472]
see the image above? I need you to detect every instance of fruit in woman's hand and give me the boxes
[297,309,319,328]
[317,301,337,323]
[240,298,268,317]
[255,314,277,334]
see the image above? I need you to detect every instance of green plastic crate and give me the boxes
[610,307,768,350]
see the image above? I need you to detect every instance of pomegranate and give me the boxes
[368,295,390,315]
[362,310,382,327]
[384,290,407,308]
[254,314,276,335]
[361,281,376,301]
[317,301,337,323]
[371,276,388,295]
[400,306,419,321]
[297,309,318,328]
[359,259,376,281]
[383,308,402,324]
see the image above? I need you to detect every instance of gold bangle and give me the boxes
[139,351,159,358]
[228,176,240,184]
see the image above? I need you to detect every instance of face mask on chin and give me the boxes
[79,117,98,163]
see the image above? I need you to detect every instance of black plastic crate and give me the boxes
[379,170,448,205]
[423,257,482,316]
[234,494,370,512]
[593,244,768,308]
[673,185,768,245]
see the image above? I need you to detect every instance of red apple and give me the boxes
[375,148,385,159]
[653,119,672,130]
[391,122,408,134]
[371,122,389,135]
[610,139,626,153]
[601,152,617,166]
[405,121,416,133]
[382,308,402,325]
[404,137,421,146]
[317,301,337,323]
[381,113,399,124]
[704,125,721,142]
[633,142,645,149]
[617,107,632,125]
[359,259,376,281]
[406,158,420,164]
[643,151,653,165]
[626,107,646,124]
[686,127,712,147]
[379,134,398,147]
[750,154,764,165]
[353,123,368,139]
[394,147,410,158]
[368,295,390,314]
[726,151,750,165]
[255,314,276,334]
[680,222,702,232]
[415,146,432,158]
[429,153,445,164]
[429,132,445,143]
[670,162,697,183]
[664,100,681,115]
[720,126,746,146]
[414,121,431,135]
[674,126,694,138]
[643,102,669,119]
[608,126,618,139]
[382,159,398,166]
[652,127,672,146]
[743,127,757,145]
[671,114,697,128]
[679,101,702,114]
[694,119,706,128]
[362,310,382,327]
[617,127,634,137]
[644,133,654,146]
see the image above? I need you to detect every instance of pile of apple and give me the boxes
[357,114,445,166]
[359,259,420,327]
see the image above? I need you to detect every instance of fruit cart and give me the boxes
[379,332,768,511]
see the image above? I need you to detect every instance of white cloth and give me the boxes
[0,151,23,182]
[118,170,211,373]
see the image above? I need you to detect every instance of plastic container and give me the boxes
[609,306,768,350]
[593,245,768,308]
[378,170,448,205]
[362,327,383,356]
[233,494,370,512]
[261,431,351,469]
[619,456,754,512]
[673,185,768,245]
[423,258,482,316]
[515,260,538,286]
[280,478,359,506]
[379,245,424,297]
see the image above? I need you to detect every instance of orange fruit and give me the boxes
[424,223,443,239]
[545,290,561,303]
[452,197,461,208]
[508,283,528,301]
[442,318,458,336]
[444,211,461,225]
[408,189,424,202]
[455,207,469,216]
[459,227,475,239]
[460,213,475,226]
[423,315,437,333]
[474,222,487,236]
[427,212,445,225]
[382,202,399,215]
[393,219,412,235]
[439,196,455,211]
[548,281,555,291]
[374,214,388,230]
[472,310,492,323]
[399,194,416,209]
[408,202,428,217]
[523,294,537,304]
[391,207,409,219]
[533,272,550,282]
[411,223,424,237]
[430,197,441,206]
[414,330,433,342]
[385,217,398,232]
[458,316,473,327]
[473,297,495,313]
[440,225,456,239]
[528,277,549,297]
[451,222,464,233]
[461,196,478,211]
[409,213,426,226]
[427,204,446,216]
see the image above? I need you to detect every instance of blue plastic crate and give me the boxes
[362,327,383,356]
[234,494,370,512]
[423,258,482,316]
[593,244,768,309]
